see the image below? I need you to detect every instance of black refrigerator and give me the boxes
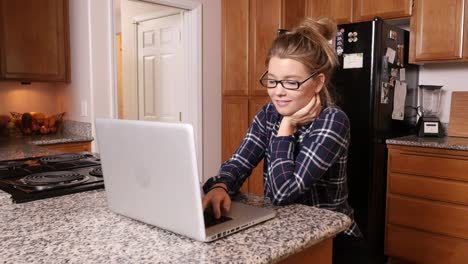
[332,18,419,262]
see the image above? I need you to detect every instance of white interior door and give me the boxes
[137,13,185,122]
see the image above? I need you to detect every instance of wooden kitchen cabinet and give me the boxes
[40,142,91,153]
[306,0,353,24]
[385,144,468,263]
[409,0,467,63]
[249,0,282,97]
[222,97,249,193]
[0,0,70,82]
[352,0,412,22]
[464,0,468,59]
[222,0,305,195]
[222,0,249,96]
[305,0,411,24]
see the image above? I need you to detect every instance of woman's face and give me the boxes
[266,56,324,116]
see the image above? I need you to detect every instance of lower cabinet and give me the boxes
[222,96,269,195]
[39,142,91,153]
[385,144,468,263]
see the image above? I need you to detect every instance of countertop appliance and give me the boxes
[417,85,443,137]
[332,18,419,262]
[0,153,104,203]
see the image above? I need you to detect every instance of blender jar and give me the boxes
[419,85,443,117]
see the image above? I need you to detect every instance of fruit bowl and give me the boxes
[10,112,65,135]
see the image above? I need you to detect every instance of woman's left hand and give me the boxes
[278,95,322,136]
[288,95,322,126]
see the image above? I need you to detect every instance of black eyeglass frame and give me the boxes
[258,70,320,90]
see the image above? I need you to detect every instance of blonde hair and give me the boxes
[265,17,338,107]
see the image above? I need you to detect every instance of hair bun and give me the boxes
[294,17,337,41]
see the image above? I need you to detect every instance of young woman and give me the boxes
[202,17,367,263]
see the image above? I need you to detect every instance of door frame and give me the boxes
[111,0,203,179]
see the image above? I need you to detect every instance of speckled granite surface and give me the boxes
[386,135,468,151]
[0,121,93,161]
[0,190,351,264]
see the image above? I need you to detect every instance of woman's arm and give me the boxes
[266,107,350,205]
[203,105,270,195]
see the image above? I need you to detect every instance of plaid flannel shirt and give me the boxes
[204,103,362,237]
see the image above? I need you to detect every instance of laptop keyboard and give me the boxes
[203,211,233,228]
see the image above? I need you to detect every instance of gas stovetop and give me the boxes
[0,153,104,203]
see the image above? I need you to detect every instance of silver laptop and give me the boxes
[95,118,275,242]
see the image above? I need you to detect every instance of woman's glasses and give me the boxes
[259,71,319,90]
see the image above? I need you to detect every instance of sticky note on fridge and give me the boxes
[343,53,363,69]
[385,47,396,64]
[400,68,406,81]
[392,81,407,120]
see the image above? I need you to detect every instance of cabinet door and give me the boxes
[222,97,249,193]
[353,0,412,22]
[410,0,464,62]
[250,0,282,97]
[248,96,270,196]
[0,0,70,81]
[222,0,249,96]
[464,0,468,60]
[306,0,353,25]
[281,0,306,29]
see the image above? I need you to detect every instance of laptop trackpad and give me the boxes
[203,211,233,228]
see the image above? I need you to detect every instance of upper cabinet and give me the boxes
[306,0,412,24]
[465,0,468,59]
[353,0,412,22]
[222,0,305,97]
[306,0,353,24]
[249,0,282,97]
[222,0,249,96]
[0,0,70,82]
[409,0,467,63]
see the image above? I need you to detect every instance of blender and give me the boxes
[417,85,443,137]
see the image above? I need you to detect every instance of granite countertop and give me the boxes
[0,133,93,161]
[386,135,468,151]
[0,190,351,264]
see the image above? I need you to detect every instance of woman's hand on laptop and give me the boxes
[202,183,231,219]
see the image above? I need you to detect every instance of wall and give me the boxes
[418,63,468,123]
[58,0,93,123]
[0,82,64,115]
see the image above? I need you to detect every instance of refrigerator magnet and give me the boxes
[382,56,389,73]
[385,47,396,64]
[343,53,363,69]
[381,82,390,104]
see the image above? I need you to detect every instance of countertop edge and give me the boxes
[386,135,468,151]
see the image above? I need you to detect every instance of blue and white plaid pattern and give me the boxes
[204,103,361,237]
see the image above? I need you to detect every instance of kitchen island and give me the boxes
[0,189,351,263]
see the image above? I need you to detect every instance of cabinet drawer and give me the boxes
[40,142,91,153]
[387,195,468,239]
[389,173,468,206]
[386,224,468,264]
[389,151,468,182]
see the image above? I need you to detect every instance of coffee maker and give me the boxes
[417,85,444,137]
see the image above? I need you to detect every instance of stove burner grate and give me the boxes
[39,154,87,164]
[89,167,103,177]
[22,171,86,185]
